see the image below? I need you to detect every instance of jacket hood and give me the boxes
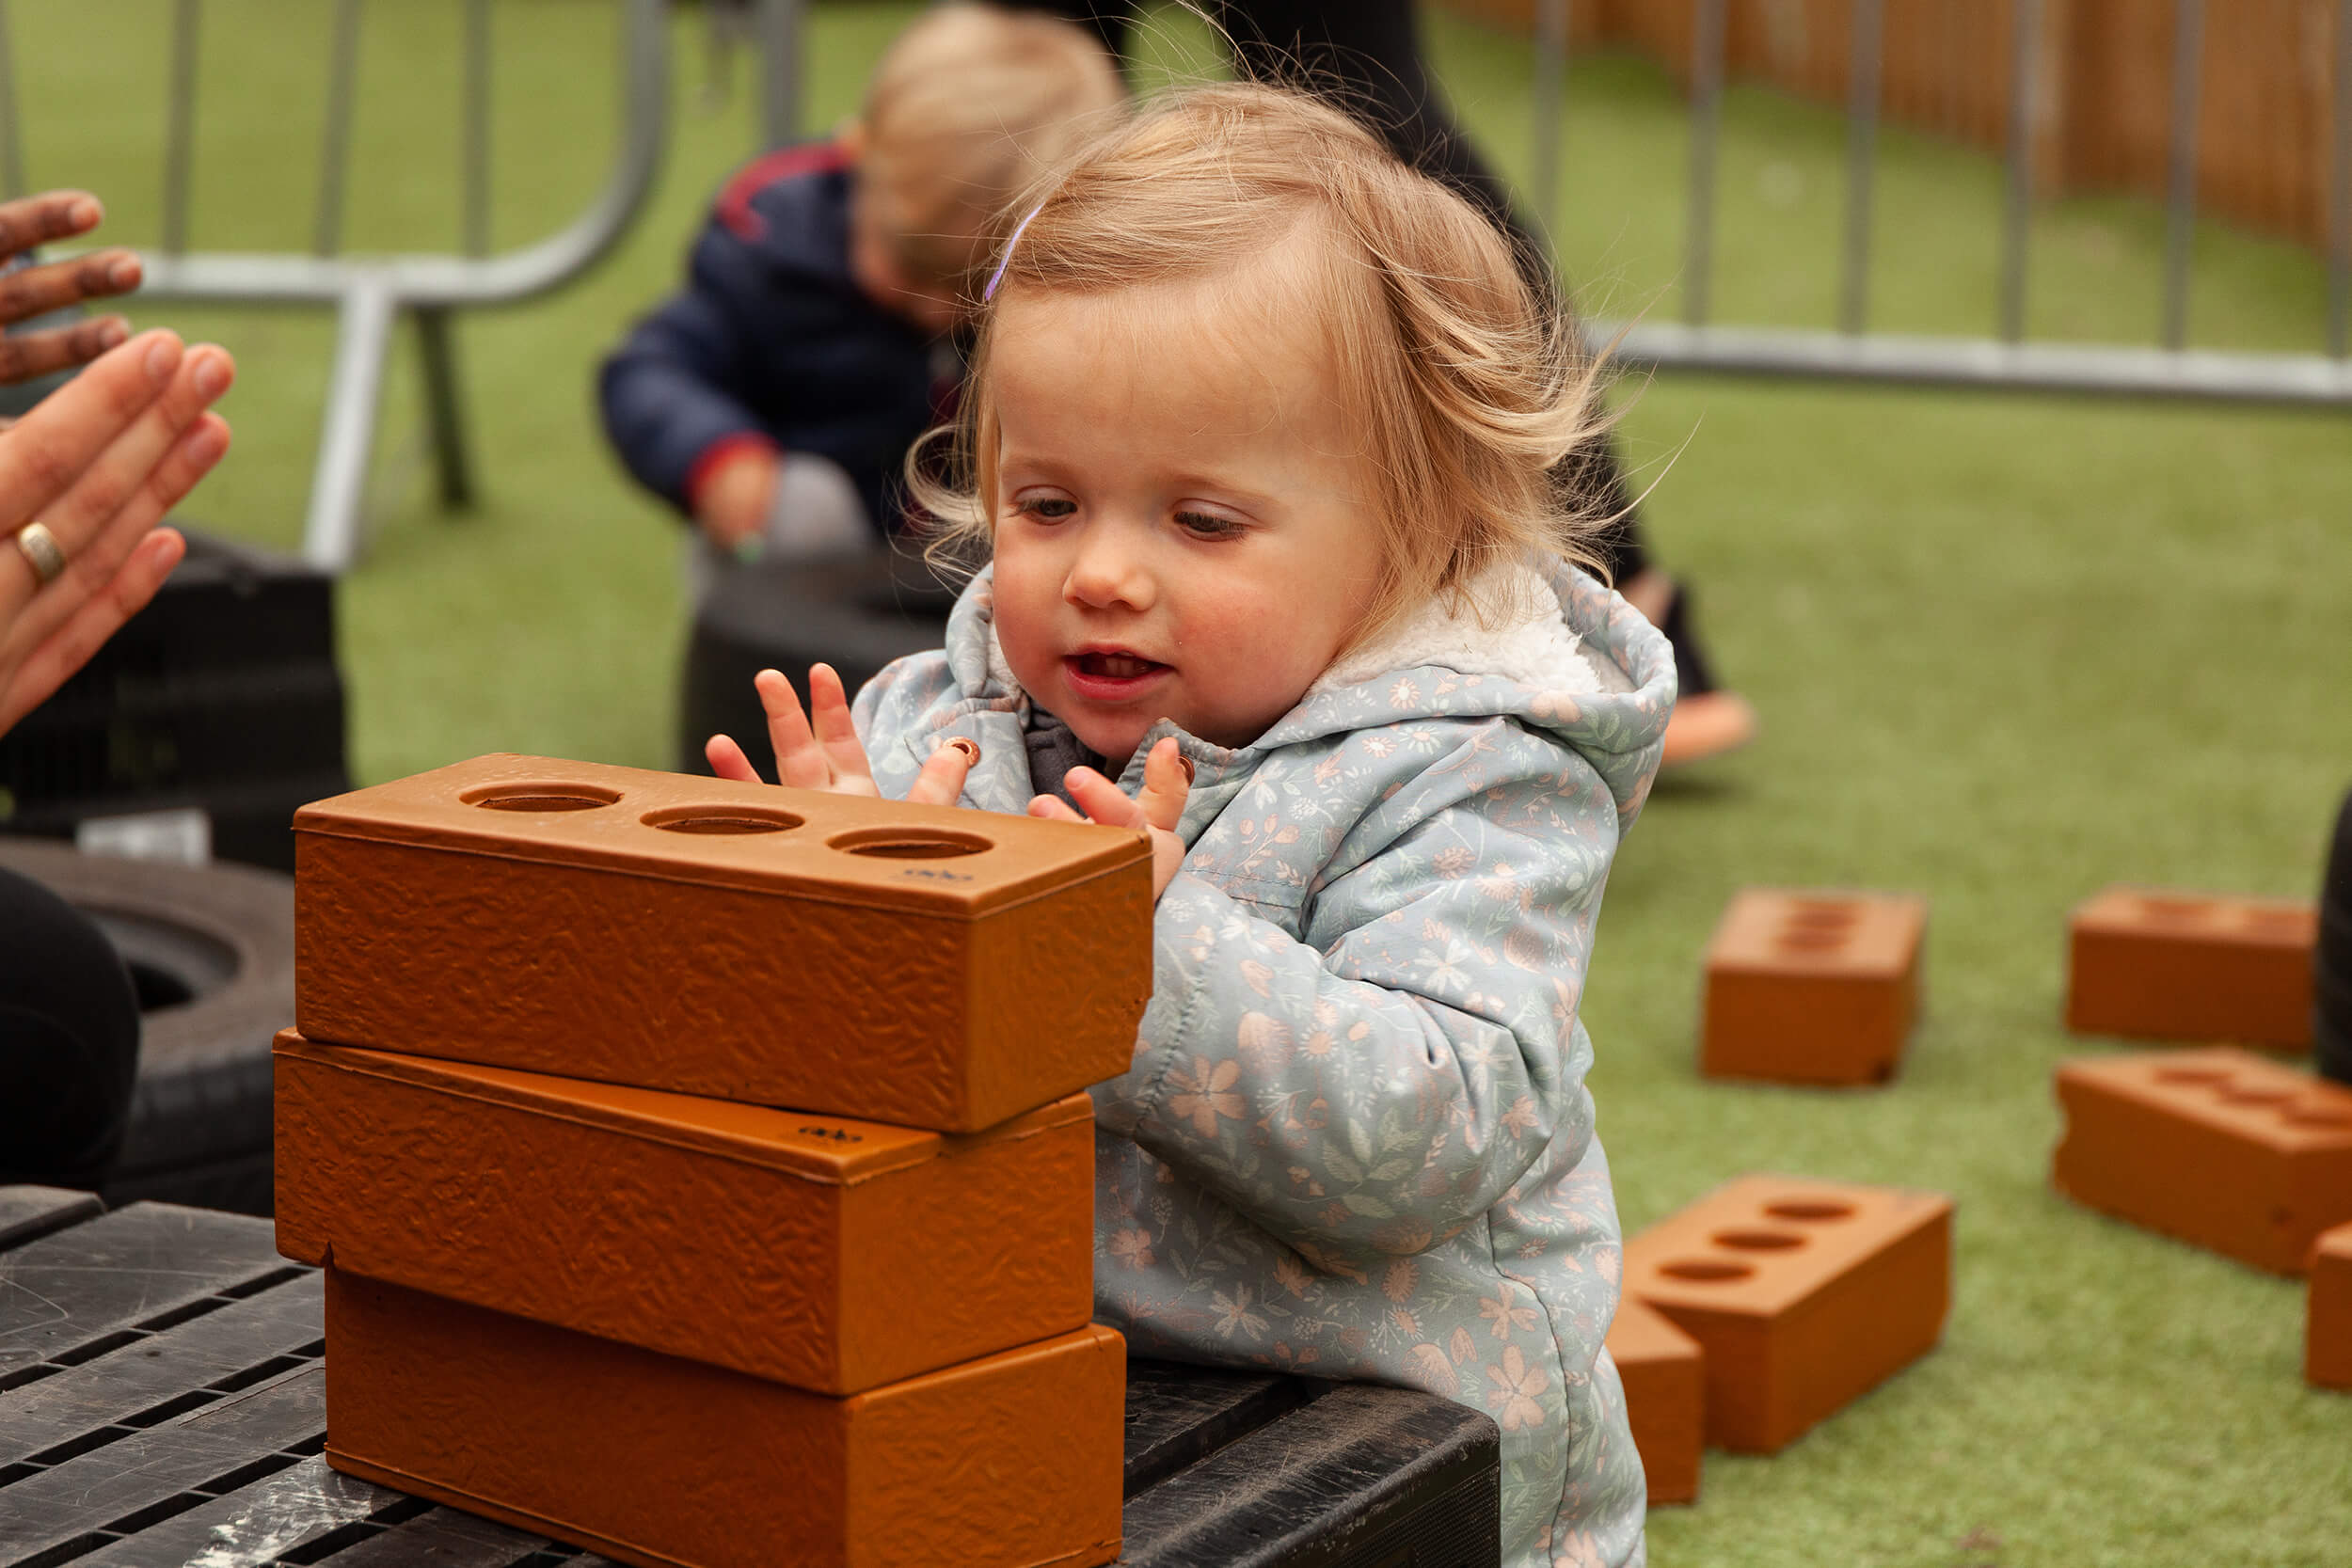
[939,554,1677,827]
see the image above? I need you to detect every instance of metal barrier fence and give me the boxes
[1523,0,2352,405]
[0,0,681,571]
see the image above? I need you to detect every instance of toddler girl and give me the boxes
[708,81,1674,1568]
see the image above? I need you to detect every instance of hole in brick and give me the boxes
[1660,1259,1754,1282]
[1775,926,1849,952]
[1711,1228,1805,1251]
[2216,1085,2292,1106]
[2137,896,2209,926]
[2154,1067,2233,1085]
[463,784,621,813]
[1762,1199,1856,1222]
[2280,1101,2352,1130]
[641,805,803,835]
[828,827,993,860]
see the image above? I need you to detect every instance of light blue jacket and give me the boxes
[854,559,1674,1568]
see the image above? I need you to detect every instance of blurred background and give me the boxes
[0,2,2346,1562]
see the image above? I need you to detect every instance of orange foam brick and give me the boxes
[1700,889,1928,1085]
[275,1033,1095,1395]
[2310,1223,2352,1391]
[324,1272,1126,1568]
[2066,887,2317,1050]
[2052,1048,2352,1275]
[1605,1295,1704,1504]
[294,753,1152,1132]
[1624,1175,1952,1454]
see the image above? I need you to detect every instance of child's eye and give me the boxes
[1018,496,1077,521]
[1174,509,1244,540]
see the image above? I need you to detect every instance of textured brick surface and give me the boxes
[275,1034,1094,1395]
[1624,1176,1952,1454]
[324,1272,1126,1568]
[1604,1296,1704,1504]
[2310,1223,2352,1391]
[294,753,1152,1132]
[2066,887,2317,1050]
[2053,1048,2352,1275]
[1700,890,1928,1085]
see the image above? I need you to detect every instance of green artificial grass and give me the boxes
[15,4,2350,1562]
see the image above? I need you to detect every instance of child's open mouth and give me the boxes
[1063,650,1168,700]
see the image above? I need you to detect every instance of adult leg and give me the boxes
[0,866,138,1176]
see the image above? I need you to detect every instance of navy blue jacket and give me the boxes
[597,141,954,534]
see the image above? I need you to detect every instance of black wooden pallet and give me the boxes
[0,1189,1499,1567]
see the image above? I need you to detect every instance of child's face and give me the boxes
[987,249,1385,768]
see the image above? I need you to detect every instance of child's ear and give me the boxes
[836,119,866,163]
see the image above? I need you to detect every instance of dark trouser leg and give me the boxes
[0,867,139,1175]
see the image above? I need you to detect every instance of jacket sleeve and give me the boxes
[1095,730,1619,1268]
[596,234,778,518]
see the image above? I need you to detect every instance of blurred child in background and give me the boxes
[597,4,1122,598]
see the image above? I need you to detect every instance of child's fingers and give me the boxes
[754,668,831,790]
[1026,794,1084,823]
[805,663,874,787]
[1136,738,1191,832]
[705,732,763,784]
[905,737,976,808]
[1063,767,1147,831]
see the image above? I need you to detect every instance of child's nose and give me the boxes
[1062,526,1152,611]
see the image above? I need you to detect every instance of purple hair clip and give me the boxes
[983,202,1043,303]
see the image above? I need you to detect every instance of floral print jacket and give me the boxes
[852,558,1674,1568]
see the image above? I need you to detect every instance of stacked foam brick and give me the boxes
[273,753,1155,1568]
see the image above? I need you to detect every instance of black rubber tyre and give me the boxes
[0,839,290,1214]
[677,546,964,780]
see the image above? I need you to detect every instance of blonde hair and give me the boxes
[858,5,1126,293]
[914,80,1615,647]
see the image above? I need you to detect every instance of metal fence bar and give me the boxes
[1530,0,1568,246]
[463,0,491,257]
[2160,0,2204,351]
[1839,0,1883,335]
[1683,0,1727,327]
[2328,0,2349,357]
[1597,318,2352,404]
[303,277,395,573]
[161,0,201,256]
[1997,0,2040,342]
[0,1,23,201]
[313,0,364,259]
[758,0,801,150]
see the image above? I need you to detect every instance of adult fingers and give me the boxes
[1136,738,1192,833]
[805,663,874,787]
[904,737,975,808]
[0,314,132,388]
[0,249,140,328]
[755,668,832,791]
[705,732,763,784]
[0,191,104,261]
[0,343,228,617]
[0,329,183,535]
[0,525,182,735]
[0,410,226,674]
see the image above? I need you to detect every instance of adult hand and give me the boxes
[1027,736,1192,900]
[0,328,233,735]
[0,191,142,389]
[706,662,975,805]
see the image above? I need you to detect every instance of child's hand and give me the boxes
[692,447,779,551]
[1026,736,1191,900]
[0,191,140,389]
[706,663,973,805]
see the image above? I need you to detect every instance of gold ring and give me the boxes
[15,520,65,586]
